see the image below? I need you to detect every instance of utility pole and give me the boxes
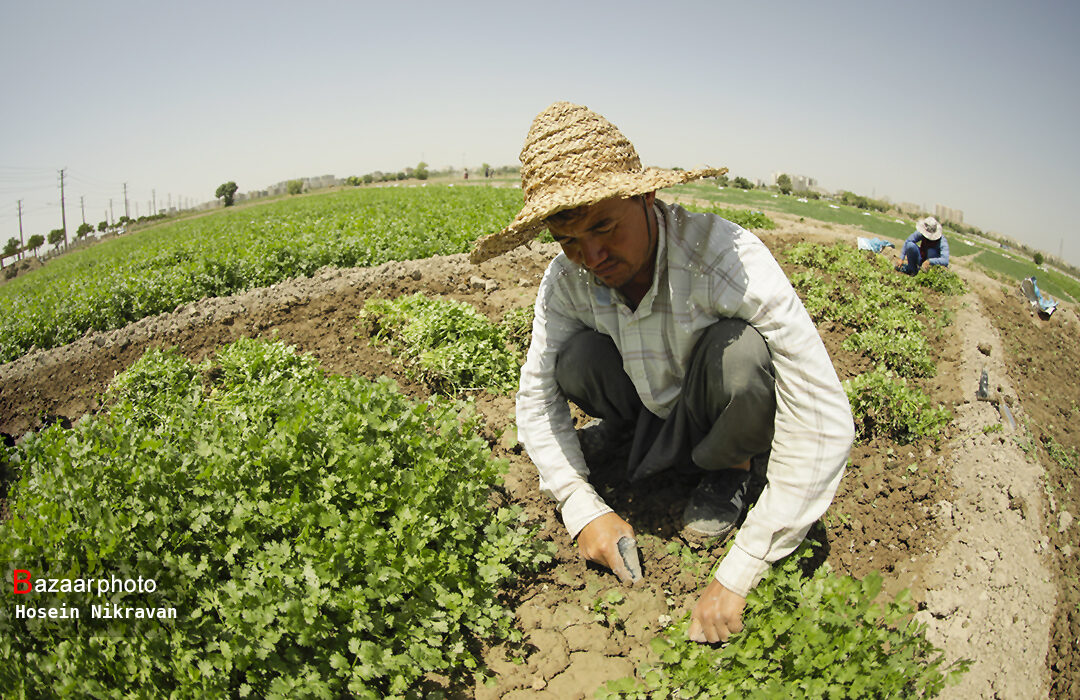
[152,189,156,214]
[123,183,129,220]
[80,196,86,225]
[109,198,114,224]
[18,200,24,259]
[59,168,69,248]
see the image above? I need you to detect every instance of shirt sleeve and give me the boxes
[930,236,950,266]
[516,262,614,539]
[710,232,855,597]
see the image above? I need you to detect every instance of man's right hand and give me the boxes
[576,512,637,584]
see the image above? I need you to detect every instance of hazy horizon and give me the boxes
[3,1,1078,265]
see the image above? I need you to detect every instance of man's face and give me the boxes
[548,192,657,293]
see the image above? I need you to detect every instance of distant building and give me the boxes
[935,204,964,225]
[305,175,339,190]
[265,175,339,197]
[897,202,923,216]
[771,172,818,193]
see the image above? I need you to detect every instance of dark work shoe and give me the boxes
[577,418,633,459]
[682,468,751,538]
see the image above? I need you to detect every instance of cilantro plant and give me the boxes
[785,242,956,442]
[0,339,551,698]
[600,544,968,699]
[787,243,945,377]
[0,185,524,364]
[360,293,521,395]
[915,265,966,296]
[680,203,776,230]
[844,366,952,444]
[500,306,535,353]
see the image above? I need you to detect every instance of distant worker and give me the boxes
[895,216,949,275]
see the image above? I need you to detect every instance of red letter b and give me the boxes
[13,570,31,594]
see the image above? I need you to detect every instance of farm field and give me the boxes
[669,181,1080,303]
[1,184,1078,697]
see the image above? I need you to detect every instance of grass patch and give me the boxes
[973,251,1079,302]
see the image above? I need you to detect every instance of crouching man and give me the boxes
[470,102,854,644]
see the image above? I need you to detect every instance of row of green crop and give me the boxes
[0,338,551,698]
[0,185,523,364]
[783,242,961,444]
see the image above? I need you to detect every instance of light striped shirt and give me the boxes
[516,200,855,596]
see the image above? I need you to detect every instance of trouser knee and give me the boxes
[685,319,776,469]
[555,329,641,423]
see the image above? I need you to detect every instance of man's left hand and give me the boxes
[688,577,746,644]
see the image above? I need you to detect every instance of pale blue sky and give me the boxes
[3,0,1078,264]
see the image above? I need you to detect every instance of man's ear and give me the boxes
[643,191,657,207]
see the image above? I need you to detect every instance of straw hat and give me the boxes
[916,216,943,241]
[469,101,727,263]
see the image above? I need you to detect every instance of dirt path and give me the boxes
[0,223,1067,697]
[912,270,1055,699]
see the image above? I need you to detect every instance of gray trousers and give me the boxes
[555,319,776,482]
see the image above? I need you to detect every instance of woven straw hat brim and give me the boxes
[469,165,726,264]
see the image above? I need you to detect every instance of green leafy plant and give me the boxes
[915,266,966,296]
[359,293,521,395]
[844,366,952,444]
[681,203,776,230]
[592,590,626,628]
[600,543,968,699]
[786,243,941,377]
[500,306,534,351]
[0,339,551,698]
[0,185,524,364]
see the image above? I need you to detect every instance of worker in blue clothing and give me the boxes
[895,216,949,275]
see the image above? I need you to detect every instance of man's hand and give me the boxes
[576,512,637,584]
[688,577,746,644]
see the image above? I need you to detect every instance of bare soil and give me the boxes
[0,211,1075,698]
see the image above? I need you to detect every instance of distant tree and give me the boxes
[287,179,304,195]
[362,174,374,184]
[98,220,108,233]
[1033,252,1044,266]
[48,228,66,249]
[732,176,754,190]
[118,215,131,225]
[3,237,19,259]
[416,161,429,181]
[215,181,238,207]
[776,173,793,195]
[717,173,730,186]
[76,223,94,239]
[28,234,45,257]
[396,172,406,181]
